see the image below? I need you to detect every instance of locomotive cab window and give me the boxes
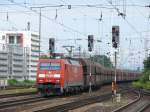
[40,62,61,70]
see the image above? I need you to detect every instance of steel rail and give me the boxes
[137,103,150,112]
[112,89,150,112]
[0,91,37,98]
[0,97,46,109]
[0,95,40,105]
[35,89,130,112]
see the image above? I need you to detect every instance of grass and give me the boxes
[0,88,37,95]
[0,79,37,95]
[132,70,150,90]
[8,79,35,87]
[132,81,150,90]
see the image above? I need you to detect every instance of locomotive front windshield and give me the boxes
[40,62,61,70]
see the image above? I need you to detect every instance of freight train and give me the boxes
[36,58,141,96]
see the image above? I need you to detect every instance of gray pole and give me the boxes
[89,54,92,95]
[39,8,41,58]
[114,51,117,95]
[103,55,105,66]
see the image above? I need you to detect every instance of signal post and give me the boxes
[88,35,94,95]
[112,26,120,101]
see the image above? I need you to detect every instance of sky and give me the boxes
[0,0,150,70]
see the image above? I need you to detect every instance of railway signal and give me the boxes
[88,35,94,52]
[112,25,120,101]
[112,26,120,48]
[49,38,55,58]
[88,35,94,95]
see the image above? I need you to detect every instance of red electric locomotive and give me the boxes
[36,59,84,96]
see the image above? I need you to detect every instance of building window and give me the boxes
[2,35,5,40]
[9,36,14,44]
[17,36,22,44]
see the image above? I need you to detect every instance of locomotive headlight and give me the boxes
[54,74,60,78]
[38,74,45,78]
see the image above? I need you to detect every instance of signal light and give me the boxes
[68,5,71,9]
[88,35,94,52]
[112,26,120,48]
[49,38,55,54]
[113,42,118,48]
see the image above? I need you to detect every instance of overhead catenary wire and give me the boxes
[130,0,146,18]
[57,0,91,40]
[1,0,147,37]
[1,0,147,69]
[1,1,147,13]
[0,3,146,7]
[5,0,87,37]
[105,0,141,35]
[0,1,39,30]
[104,0,147,70]
[0,17,18,30]
[3,2,149,44]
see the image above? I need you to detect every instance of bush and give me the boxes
[132,80,150,90]
[8,79,35,87]
[137,56,150,90]
[22,80,35,87]
[139,71,150,83]
[8,79,19,86]
[23,80,35,84]
[144,81,150,90]
[132,81,143,89]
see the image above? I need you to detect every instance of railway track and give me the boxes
[3,85,114,112]
[0,95,40,104]
[0,84,135,111]
[34,93,112,112]
[3,86,34,90]
[137,103,150,112]
[0,84,134,112]
[34,88,132,112]
[112,89,150,112]
[0,91,37,98]
[0,96,47,109]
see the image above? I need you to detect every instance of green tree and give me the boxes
[141,56,150,82]
[132,56,150,89]
[143,56,150,72]
[90,55,113,68]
